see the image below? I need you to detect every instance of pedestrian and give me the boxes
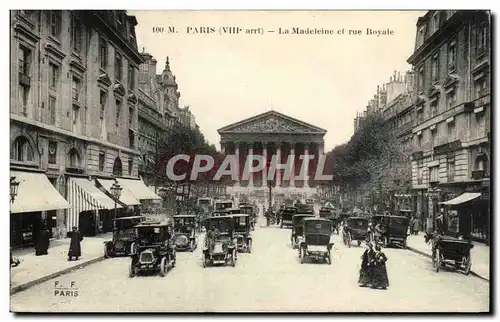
[204,224,218,252]
[358,242,375,287]
[370,244,389,289]
[35,220,50,256]
[412,217,420,235]
[67,227,83,261]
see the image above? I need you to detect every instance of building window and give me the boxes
[71,14,83,53]
[430,100,438,117]
[72,105,79,125]
[446,90,457,109]
[50,10,62,38]
[447,122,456,141]
[416,24,427,48]
[68,149,80,168]
[116,12,124,30]
[72,76,81,102]
[49,96,56,125]
[431,128,438,147]
[447,41,456,70]
[477,24,488,54]
[19,84,29,116]
[19,46,31,76]
[417,66,424,93]
[128,107,134,126]
[417,167,423,185]
[115,53,122,81]
[447,161,455,182]
[11,136,34,162]
[99,38,108,71]
[99,151,105,171]
[48,141,57,164]
[430,166,439,183]
[128,158,133,175]
[474,79,487,99]
[431,53,439,83]
[115,99,122,126]
[99,90,107,119]
[128,64,135,90]
[49,63,59,89]
[113,157,123,177]
[417,107,424,123]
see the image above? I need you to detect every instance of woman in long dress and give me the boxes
[68,227,83,261]
[371,245,389,289]
[358,242,375,287]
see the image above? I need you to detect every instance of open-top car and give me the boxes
[104,215,146,258]
[129,221,176,277]
[291,213,315,249]
[429,234,474,275]
[233,213,253,253]
[203,215,238,267]
[298,218,334,265]
[343,217,369,247]
[280,206,298,228]
[172,215,197,252]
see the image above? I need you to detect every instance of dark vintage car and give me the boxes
[129,221,176,277]
[319,207,334,218]
[295,203,314,215]
[343,217,369,247]
[429,234,474,275]
[239,204,256,230]
[291,213,315,249]
[214,200,233,211]
[298,218,334,265]
[280,206,298,228]
[370,215,410,248]
[202,215,238,267]
[104,215,146,258]
[172,215,197,252]
[233,213,253,253]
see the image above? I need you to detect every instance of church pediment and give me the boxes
[218,111,327,134]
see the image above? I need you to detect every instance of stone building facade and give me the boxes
[10,10,143,243]
[407,10,491,242]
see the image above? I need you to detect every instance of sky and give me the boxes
[130,10,426,151]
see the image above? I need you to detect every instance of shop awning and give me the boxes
[440,193,481,206]
[10,171,71,214]
[69,178,122,210]
[117,178,162,200]
[96,179,140,206]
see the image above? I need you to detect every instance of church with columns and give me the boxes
[217,111,327,202]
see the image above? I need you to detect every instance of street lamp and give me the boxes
[10,176,19,204]
[110,180,122,220]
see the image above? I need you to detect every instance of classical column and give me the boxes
[248,143,254,188]
[221,143,226,155]
[235,142,240,187]
[289,143,295,187]
[276,143,282,188]
[262,142,268,188]
[303,143,310,188]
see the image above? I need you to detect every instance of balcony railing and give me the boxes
[433,139,461,155]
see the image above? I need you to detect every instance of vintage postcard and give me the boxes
[9,10,491,313]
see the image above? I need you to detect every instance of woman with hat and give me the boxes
[370,244,389,289]
[358,242,375,287]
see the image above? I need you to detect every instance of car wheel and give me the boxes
[160,257,167,277]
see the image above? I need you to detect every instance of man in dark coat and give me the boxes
[358,242,375,287]
[35,221,50,256]
[371,245,389,289]
[68,227,83,261]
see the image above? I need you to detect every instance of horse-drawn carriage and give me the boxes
[298,218,334,265]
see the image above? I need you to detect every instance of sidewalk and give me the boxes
[10,233,111,294]
[406,234,490,281]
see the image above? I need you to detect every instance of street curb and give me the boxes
[10,256,105,295]
[406,246,489,282]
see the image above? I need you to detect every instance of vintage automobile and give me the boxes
[431,234,474,275]
[129,221,176,277]
[296,203,314,215]
[370,215,410,248]
[280,206,298,228]
[239,204,256,230]
[291,213,315,249]
[172,215,197,252]
[214,200,233,211]
[202,215,238,267]
[233,213,253,253]
[298,218,334,265]
[342,217,369,247]
[104,215,146,258]
[319,207,334,218]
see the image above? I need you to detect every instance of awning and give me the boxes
[96,179,140,206]
[440,193,481,206]
[10,171,71,214]
[69,178,122,210]
[117,178,162,200]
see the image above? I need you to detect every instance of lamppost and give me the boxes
[110,180,122,220]
[10,176,20,204]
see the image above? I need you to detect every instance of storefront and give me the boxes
[10,170,71,248]
[96,178,141,221]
